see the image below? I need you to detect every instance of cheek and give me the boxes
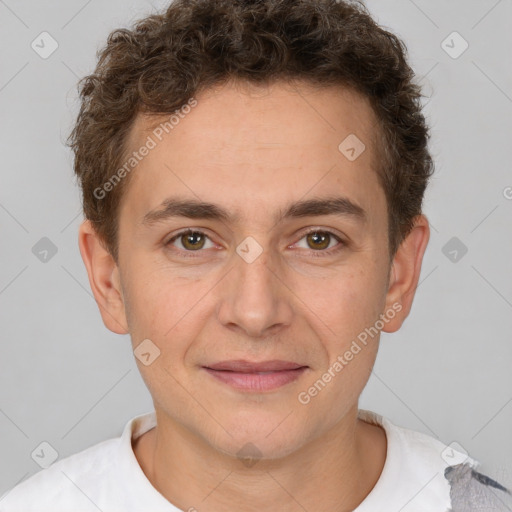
[121,262,202,344]
[299,263,385,340]
[128,276,228,389]
[126,274,208,393]
[297,268,383,413]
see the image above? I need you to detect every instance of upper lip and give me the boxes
[204,360,306,373]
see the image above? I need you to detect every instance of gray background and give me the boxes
[1,0,511,496]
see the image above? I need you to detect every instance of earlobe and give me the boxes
[382,215,430,333]
[78,220,129,335]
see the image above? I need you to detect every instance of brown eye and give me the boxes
[293,229,344,256]
[167,230,214,252]
[181,231,206,250]
[306,231,332,250]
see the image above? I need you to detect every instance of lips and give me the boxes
[202,360,308,392]
[204,360,306,373]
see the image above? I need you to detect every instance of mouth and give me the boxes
[202,360,308,392]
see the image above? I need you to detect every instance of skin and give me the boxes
[79,79,430,512]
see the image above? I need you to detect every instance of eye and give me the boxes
[166,229,215,252]
[294,229,344,255]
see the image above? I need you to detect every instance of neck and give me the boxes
[133,407,387,512]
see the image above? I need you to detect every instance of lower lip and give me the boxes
[203,367,307,391]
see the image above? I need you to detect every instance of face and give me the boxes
[80,80,428,460]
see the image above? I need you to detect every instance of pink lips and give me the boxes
[203,360,308,392]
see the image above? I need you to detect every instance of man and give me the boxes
[1,0,510,510]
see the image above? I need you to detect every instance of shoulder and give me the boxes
[390,418,512,510]
[0,437,120,512]
[358,409,512,511]
[0,411,168,512]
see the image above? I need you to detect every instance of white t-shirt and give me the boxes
[0,409,507,511]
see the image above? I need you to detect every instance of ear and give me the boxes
[382,214,430,333]
[78,220,129,335]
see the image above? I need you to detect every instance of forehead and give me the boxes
[133,79,380,160]
[119,80,385,226]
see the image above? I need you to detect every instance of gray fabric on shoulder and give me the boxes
[445,463,512,511]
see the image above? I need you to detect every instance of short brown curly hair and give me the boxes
[67,0,434,263]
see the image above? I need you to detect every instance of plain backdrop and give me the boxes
[1,0,511,496]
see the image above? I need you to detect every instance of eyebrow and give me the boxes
[141,196,367,227]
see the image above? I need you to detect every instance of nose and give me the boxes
[216,245,294,339]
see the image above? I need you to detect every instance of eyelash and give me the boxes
[165,228,345,258]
